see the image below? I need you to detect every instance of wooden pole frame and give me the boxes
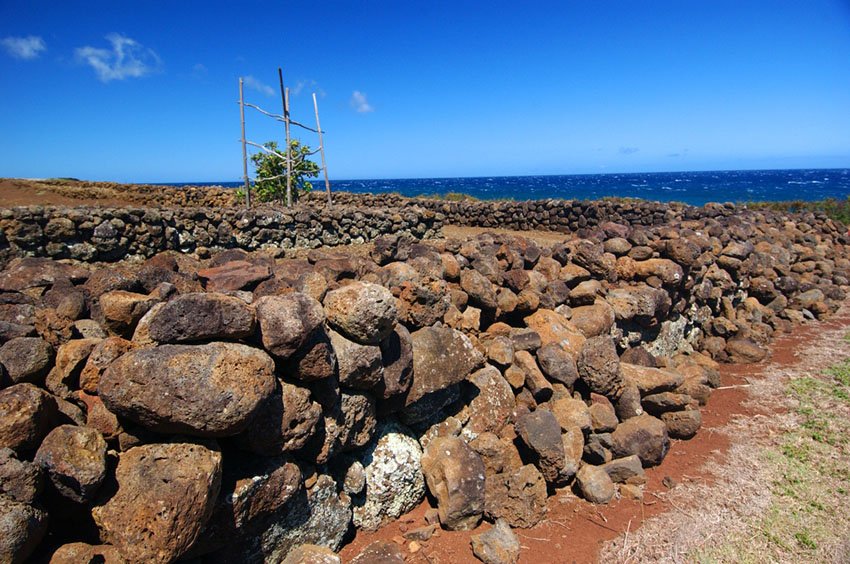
[278,68,292,207]
[313,92,332,206]
[239,78,251,208]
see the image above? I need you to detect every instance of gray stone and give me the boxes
[352,423,425,532]
[470,518,521,564]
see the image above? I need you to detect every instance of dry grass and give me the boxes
[600,306,850,564]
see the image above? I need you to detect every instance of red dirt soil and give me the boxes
[339,311,850,564]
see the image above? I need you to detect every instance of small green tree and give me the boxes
[250,140,320,204]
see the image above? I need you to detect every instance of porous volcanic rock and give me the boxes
[234,379,323,455]
[147,292,255,343]
[484,464,548,528]
[0,383,58,452]
[323,282,398,345]
[0,337,54,384]
[577,336,624,399]
[34,424,107,503]
[328,330,383,390]
[99,342,276,437]
[0,494,48,564]
[0,448,43,504]
[92,442,222,564]
[470,518,521,564]
[255,293,325,361]
[403,326,484,423]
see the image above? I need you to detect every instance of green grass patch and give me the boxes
[691,343,850,562]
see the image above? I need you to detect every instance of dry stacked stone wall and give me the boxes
[0,202,848,562]
[0,204,442,263]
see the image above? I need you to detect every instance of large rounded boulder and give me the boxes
[99,342,276,437]
[323,282,398,345]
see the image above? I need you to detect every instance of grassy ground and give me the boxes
[691,342,850,563]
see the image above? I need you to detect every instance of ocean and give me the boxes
[165,168,850,207]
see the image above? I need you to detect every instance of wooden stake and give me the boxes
[312,92,332,206]
[239,78,251,209]
[278,68,292,207]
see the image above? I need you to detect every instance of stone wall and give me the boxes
[0,203,442,263]
[304,191,738,232]
[1,202,848,562]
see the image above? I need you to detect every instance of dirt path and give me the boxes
[0,179,128,207]
[338,307,850,564]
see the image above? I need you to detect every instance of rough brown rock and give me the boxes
[197,260,271,292]
[0,337,54,384]
[375,324,413,407]
[49,542,127,564]
[570,302,615,338]
[93,442,222,564]
[620,363,684,395]
[0,383,57,452]
[600,454,646,484]
[100,342,276,437]
[323,282,398,345]
[535,343,579,387]
[45,338,99,399]
[147,292,255,343]
[281,544,341,564]
[421,436,486,531]
[329,329,383,390]
[523,309,586,356]
[577,336,624,399]
[515,410,568,484]
[79,337,136,393]
[0,448,43,505]
[255,293,325,360]
[610,414,670,467]
[484,464,547,528]
[34,424,107,503]
[403,326,484,420]
[661,409,702,439]
[234,379,322,454]
[97,290,159,337]
[350,540,405,564]
[0,494,48,564]
[464,365,515,438]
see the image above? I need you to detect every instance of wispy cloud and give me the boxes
[291,79,326,98]
[244,75,275,97]
[351,90,374,113]
[619,146,640,155]
[667,148,689,158]
[1,35,46,60]
[75,33,160,82]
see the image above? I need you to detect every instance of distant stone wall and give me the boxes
[304,192,738,232]
[0,204,442,263]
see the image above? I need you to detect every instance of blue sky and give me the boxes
[1,0,849,182]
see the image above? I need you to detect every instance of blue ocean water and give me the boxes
[166,168,850,207]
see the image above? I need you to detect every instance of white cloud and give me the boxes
[351,90,374,113]
[75,33,160,82]
[1,35,46,60]
[243,75,275,97]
